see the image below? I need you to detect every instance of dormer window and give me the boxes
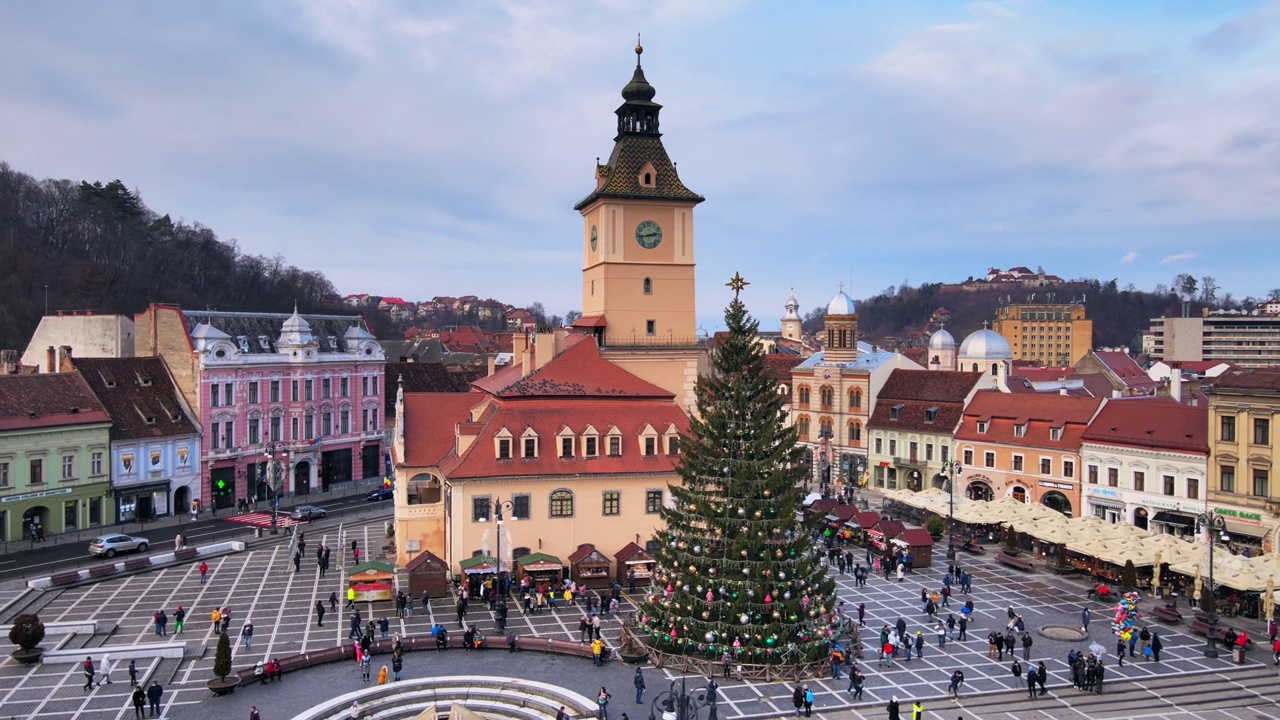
[1014,424,1027,438]
[523,437,538,458]
[977,421,989,434]
[889,404,905,421]
[258,335,271,350]
[644,437,657,456]
[667,436,680,455]
[560,437,574,459]
[638,162,657,188]
[236,335,250,353]
[1050,427,1063,441]
[584,436,598,457]
[924,407,939,424]
[608,434,622,457]
[497,438,512,460]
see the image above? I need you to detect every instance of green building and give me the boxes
[0,373,114,541]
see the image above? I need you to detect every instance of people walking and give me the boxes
[199,561,209,584]
[361,652,372,683]
[174,606,186,634]
[597,688,612,720]
[1026,664,1039,699]
[1150,631,1163,662]
[802,685,814,717]
[634,667,646,703]
[1036,661,1048,696]
[946,669,964,701]
[131,685,146,719]
[1021,631,1033,660]
[83,656,96,691]
[392,651,403,681]
[241,620,254,650]
[129,659,139,687]
[97,654,114,687]
[316,601,326,627]
[847,666,865,699]
[347,587,357,610]
[886,697,900,720]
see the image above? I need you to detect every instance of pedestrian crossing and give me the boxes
[223,511,298,528]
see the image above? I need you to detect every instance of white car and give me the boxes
[89,534,150,558]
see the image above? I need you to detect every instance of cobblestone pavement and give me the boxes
[3,523,1280,720]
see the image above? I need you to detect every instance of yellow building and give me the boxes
[1205,368,1280,554]
[391,334,688,578]
[993,301,1093,365]
[571,44,707,413]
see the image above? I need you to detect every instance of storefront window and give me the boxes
[64,500,78,530]
[89,497,102,526]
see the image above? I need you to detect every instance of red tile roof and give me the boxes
[438,397,688,479]
[955,391,1102,450]
[71,357,198,440]
[1207,368,1280,393]
[1092,351,1159,391]
[1080,398,1208,454]
[1011,366,1075,382]
[765,355,804,385]
[483,338,673,399]
[898,528,935,547]
[0,373,111,431]
[868,370,983,432]
[400,392,487,467]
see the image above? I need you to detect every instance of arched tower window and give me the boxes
[798,386,810,406]
[849,389,862,409]
[643,278,652,295]
[797,416,810,439]
[848,421,862,443]
[820,386,834,408]
[991,363,998,376]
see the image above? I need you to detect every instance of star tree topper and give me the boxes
[726,272,750,298]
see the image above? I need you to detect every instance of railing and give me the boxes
[618,616,829,682]
[893,456,926,469]
[602,335,706,349]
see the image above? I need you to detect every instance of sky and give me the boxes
[2,1,1280,332]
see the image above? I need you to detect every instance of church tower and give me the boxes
[573,42,704,347]
[781,290,802,341]
[822,286,859,364]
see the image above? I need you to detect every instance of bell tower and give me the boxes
[573,41,704,347]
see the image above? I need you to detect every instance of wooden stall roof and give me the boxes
[516,552,563,571]
[826,504,860,522]
[897,528,936,547]
[404,549,449,572]
[568,543,610,566]
[615,542,655,564]
[807,498,839,516]
[870,519,905,537]
[852,511,882,529]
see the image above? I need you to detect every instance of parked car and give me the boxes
[290,505,327,521]
[365,487,393,501]
[89,534,150,558]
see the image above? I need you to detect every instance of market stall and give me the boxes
[347,560,396,602]
[894,527,935,568]
[516,552,564,587]
[404,548,452,598]
[824,504,860,542]
[568,543,613,589]
[867,519,904,554]
[615,542,656,588]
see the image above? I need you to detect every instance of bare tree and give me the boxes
[1200,276,1218,306]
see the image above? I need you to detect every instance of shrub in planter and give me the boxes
[924,516,945,537]
[213,632,232,680]
[1122,560,1138,590]
[1004,528,1020,554]
[8,614,45,651]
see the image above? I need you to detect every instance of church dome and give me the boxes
[958,328,1012,360]
[783,291,801,321]
[826,289,856,316]
[621,44,657,102]
[928,328,956,350]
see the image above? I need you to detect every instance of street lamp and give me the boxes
[490,497,516,594]
[262,441,287,535]
[816,425,833,496]
[939,459,963,560]
[1194,511,1229,659]
[648,677,717,720]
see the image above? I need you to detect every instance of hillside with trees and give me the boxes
[800,275,1276,356]
[0,162,343,350]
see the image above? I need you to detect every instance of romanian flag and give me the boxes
[308,435,322,447]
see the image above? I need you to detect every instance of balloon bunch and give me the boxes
[1110,591,1142,635]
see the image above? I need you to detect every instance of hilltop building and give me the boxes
[992,300,1093,366]
[1148,313,1280,368]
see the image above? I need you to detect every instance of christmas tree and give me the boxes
[638,274,837,667]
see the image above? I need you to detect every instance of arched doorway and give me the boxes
[932,473,948,490]
[1010,485,1028,503]
[1133,507,1149,530]
[1041,491,1072,516]
[906,470,922,492]
[295,461,311,496]
[173,487,190,517]
[966,481,994,502]
[22,506,48,537]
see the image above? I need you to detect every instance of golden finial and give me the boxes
[726,272,750,298]
[635,33,643,65]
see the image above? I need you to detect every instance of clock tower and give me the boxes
[573,42,704,348]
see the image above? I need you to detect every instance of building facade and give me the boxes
[954,391,1103,516]
[20,311,135,372]
[1078,398,1208,535]
[1148,314,1280,368]
[135,304,385,511]
[0,373,113,540]
[866,369,984,493]
[391,336,688,575]
[71,357,202,521]
[1206,368,1280,554]
[993,301,1093,366]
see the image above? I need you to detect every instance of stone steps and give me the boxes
[289,675,598,720]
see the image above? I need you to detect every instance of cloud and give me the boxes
[1160,252,1197,264]
[1120,250,1139,263]
[1195,2,1280,57]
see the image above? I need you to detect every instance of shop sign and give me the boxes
[0,487,73,503]
[1085,487,1122,499]
[965,473,993,484]
[1038,480,1073,490]
[1213,507,1264,524]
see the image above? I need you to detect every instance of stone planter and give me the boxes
[10,648,44,665]
[207,677,241,696]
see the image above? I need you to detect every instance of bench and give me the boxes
[175,548,199,562]
[125,557,152,571]
[89,564,118,578]
[515,636,611,661]
[50,571,81,587]
[1185,616,1255,650]
[1150,604,1182,624]
[961,545,986,556]
[995,553,1033,571]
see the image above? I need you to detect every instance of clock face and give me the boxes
[590,225,598,252]
[635,220,662,249]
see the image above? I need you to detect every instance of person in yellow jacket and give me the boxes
[377,666,388,685]
[346,586,356,610]
[591,637,606,666]
[211,607,222,634]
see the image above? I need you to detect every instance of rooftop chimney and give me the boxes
[1170,367,1182,404]
[46,346,56,374]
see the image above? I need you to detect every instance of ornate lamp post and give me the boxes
[1194,511,1229,658]
[816,426,833,497]
[648,677,718,720]
[490,497,516,590]
[939,459,963,560]
[262,441,287,534]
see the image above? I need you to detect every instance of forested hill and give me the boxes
[0,162,343,350]
[803,280,1194,353]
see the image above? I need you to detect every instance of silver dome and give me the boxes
[928,328,956,350]
[826,290,856,316]
[958,328,1012,360]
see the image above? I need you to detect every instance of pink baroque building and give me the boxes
[135,304,386,511]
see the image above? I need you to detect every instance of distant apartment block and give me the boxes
[1148,313,1280,368]
[993,301,1093,366]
